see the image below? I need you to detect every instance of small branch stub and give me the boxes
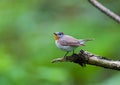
[51,50,120,71]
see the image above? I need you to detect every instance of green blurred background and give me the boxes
[0,0,120,85]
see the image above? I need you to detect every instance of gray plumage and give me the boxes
[58,35,93,46]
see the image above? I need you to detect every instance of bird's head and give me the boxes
[53,32,64,40]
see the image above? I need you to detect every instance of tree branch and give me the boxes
[88,0,120,23]
[51,50,120,71]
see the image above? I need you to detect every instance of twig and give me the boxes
[51,50,120,71]
[88,0,120,23]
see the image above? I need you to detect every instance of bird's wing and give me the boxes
[59,35,84,46]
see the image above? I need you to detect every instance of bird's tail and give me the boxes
[83,38,94,42]
[79,38,94,45]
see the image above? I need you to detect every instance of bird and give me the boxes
[53,32,93,57]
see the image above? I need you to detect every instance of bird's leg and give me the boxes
[72,50,75,55]
[64,52,69,58]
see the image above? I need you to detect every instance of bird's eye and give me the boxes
[58,32,63,36]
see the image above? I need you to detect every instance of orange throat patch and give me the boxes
[54,35,59,40]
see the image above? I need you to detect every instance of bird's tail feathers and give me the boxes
[79,38,94,45]
[83,38,95,41]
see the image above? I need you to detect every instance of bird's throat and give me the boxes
[54,35,59,40]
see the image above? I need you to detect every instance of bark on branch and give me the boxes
[51,50,120,71]
[88,0,120,23]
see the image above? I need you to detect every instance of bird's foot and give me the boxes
[72,53,77,56]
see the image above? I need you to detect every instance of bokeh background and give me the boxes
[0,0,120,85]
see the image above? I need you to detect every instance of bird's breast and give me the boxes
[55,40,77,52]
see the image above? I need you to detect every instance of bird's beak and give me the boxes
[53,32,57,35]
